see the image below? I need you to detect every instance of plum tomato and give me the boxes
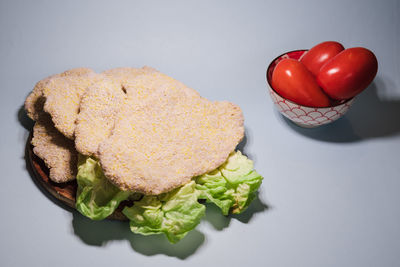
[271,58,331,107]
[300,41,344,76]
[317,47,378,100]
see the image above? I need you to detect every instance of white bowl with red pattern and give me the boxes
[266,50,355,128]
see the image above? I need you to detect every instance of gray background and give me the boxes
[1,0,400,266]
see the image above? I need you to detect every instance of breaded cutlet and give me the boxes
[31,112,78,183]
[99,72,244,194]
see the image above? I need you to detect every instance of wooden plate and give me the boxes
[26,132,128,220]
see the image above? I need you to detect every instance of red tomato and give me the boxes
[271,59,331,107]
[317,47,378,100]
[300,41,344,76]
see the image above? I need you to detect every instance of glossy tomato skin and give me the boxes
[300,41,344,76]
[271,58,331,107]
[317,47,378,100]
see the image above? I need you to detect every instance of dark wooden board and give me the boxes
[26,132,128,220]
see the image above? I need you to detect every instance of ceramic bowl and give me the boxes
[266,50,354,128]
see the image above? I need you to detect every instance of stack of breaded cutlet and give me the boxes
[25,67,244,195]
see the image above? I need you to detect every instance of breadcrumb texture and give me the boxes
[26,67,244,191]
[75,67,157,157]
[74,77,125,157]
[102,66,158,86]
[99,72,244,195]
[42,71,102,139]
[31,112,78,183]
[24,68,94,121]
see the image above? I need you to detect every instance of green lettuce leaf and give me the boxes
[195,151,263,215]
[122,181,205,243]
[75,150,263,243]
[76,155,131,220]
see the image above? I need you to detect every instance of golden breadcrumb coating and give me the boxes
[99,72,244,195]
[102,66,158,86]
[31,112,78,183]
[74,67,159,156]
[42,72,102,139]
[27,66,244,191]
[74,77,125,157]
[24,68,94,121]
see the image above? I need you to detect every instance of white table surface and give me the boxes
[1,0,399,266]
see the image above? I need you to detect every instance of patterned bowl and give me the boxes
[266,50,354,128]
